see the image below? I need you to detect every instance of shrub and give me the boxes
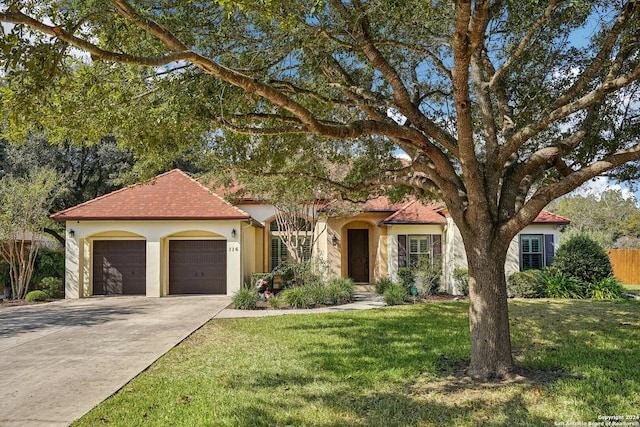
[31,249,65,287]
[39,277,63,299]
[267,295,282,308]
[383,284,407,305]
[397,267,414,288]
[273,259,328,287]
[539,272,584,299]
[398,257,442,296]
[325,277,355,305]
[231,287,259,310]
[588,276,624,300]
[25,290,49,302]
[373,277,394,295]
[414,261,441,296]
[507,270,542,298]
[553,234,613,284]
[306,281,327,305]
[281,287,312,309]
[453,268,469,296]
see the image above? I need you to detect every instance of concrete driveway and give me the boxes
[0,295,231,427]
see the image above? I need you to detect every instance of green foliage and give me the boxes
[25,290,48,302]
[39,276,63,299]
[397,267,414,288]
[267,295,282,308]
[32,249,64,287]
[553,234,614,284]
[550,190,640,245]
[398,257,441,296]
[281,286,312,309]
[0,135,137,212]
[507,270,543,298]
[272,258,330,289]
[413,258,441,296]
[383,284,407,306]
[324,277,355,305]
[0,168,65,299]
[588,276,624,300]
[231,288,259,310]
[539,272,584,299]
[453,268,469,296]
[373,276,394,295]
[305,280,327,306]
[559,227,616,252]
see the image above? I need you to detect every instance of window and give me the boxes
[398,234,442,268]
[268,218,312,270]
[409,235,432,266]
[520,234,543,270]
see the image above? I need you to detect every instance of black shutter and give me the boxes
[544,234,554,266]
[398,235,407,268]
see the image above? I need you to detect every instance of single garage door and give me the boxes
[93,240,146,295]
[169,240,227,294]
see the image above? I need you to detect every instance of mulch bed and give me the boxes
[0,299,54,310]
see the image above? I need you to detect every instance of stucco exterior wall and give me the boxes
[64,219,252,298]
[441,218,562,294]
[324,213,390,283]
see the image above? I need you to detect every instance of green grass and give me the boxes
[624,284,640,294]
[74,300,640,426]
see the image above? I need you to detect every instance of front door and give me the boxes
[348,229,369,283]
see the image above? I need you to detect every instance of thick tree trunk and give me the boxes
[464,237,514,380]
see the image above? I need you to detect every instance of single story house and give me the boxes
[51,169,570,298]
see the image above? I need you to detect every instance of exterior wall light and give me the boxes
[332,234,338,246]
[231,228,237,238]
[69,229,75,238]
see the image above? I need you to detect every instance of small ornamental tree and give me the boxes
[0,169,64,299]
[552,234,614,285]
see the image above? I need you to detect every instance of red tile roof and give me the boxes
[533,210,571,225]
[381,200,446,224]
[51,169,250,221]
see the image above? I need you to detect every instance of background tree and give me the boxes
[548,189,640,248]
[2,1,639,380]
[0,168,64,299]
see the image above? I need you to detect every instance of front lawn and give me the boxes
[74,300,640,426]
[624,284,640,294]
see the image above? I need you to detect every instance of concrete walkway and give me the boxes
[0,295,231,427]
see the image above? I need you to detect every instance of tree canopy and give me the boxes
[2,0,639,380]
[549,189,640,248]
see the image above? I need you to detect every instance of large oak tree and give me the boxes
[1,0,639,380]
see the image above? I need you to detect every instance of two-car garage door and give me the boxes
[92,239,227,296]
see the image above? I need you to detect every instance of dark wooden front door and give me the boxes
[348,229,369,283]
[93,240,146,295]
[169,240,227,294]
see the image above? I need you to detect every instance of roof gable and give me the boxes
[51,169,250,221]
[532,210,571,225]
[381,200,446,224]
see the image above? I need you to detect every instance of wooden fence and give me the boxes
[607,249,640,285]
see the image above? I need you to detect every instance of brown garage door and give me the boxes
[169,240,227,294]
[93,240,146,295]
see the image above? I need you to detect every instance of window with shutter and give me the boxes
[520,234,544,271]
